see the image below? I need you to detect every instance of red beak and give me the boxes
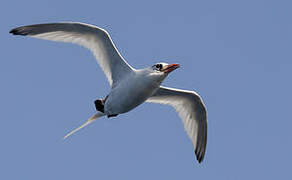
[162,63,180,73]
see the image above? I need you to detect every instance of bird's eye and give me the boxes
[155,64,162,71]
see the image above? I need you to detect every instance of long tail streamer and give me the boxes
[63,112,104,139]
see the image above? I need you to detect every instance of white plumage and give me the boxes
[10,22,207,163]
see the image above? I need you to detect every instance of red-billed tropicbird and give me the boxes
[10,22,207,163]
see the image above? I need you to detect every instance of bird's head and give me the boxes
[151,62,180,74]
[143,62,180,85]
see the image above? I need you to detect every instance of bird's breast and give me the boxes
[104,74,160,115]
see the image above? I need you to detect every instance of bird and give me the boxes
[10,22,207,163]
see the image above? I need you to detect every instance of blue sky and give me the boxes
[1,0,292,179]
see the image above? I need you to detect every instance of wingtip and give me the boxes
[195,149,205,164]
[9,28,17,35]
[9,27,29,36]
[197,156,203,163]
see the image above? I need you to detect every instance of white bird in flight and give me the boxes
[10,22,207,163]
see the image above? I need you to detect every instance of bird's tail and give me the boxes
[63,112,105,139]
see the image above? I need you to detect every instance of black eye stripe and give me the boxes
[154,64,163,71]
[155,64,162,70]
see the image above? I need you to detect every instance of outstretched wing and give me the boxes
[10,22,134,87]
[147,86,207,163]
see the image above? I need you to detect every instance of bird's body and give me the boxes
[105,68,164,115]
[10,22,208,163]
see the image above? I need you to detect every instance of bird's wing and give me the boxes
[10,22,134,87]
[146,86,207,163]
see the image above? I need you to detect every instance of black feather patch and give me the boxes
[9,27,30,36]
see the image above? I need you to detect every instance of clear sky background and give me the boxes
[1,0,291,179]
